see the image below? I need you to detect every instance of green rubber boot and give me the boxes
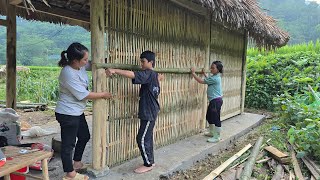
[207,127,222,143]
[204,124,215,137]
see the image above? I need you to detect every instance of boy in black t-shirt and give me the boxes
[106,51,163,173]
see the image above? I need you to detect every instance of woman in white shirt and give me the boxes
[55,42,112,180]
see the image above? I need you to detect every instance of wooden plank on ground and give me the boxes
[304,156,320,175]
[291,150,304,180]
[301,157,320,179]
[264,146,291,164]
[202,144,252,180]
[264,146,288,158]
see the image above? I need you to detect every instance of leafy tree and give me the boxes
[259,0,320,44]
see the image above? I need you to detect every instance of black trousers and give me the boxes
[206,98,223,127]
[136,120,156,167]
[55,113,90,172]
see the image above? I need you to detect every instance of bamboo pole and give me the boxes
[6,1,17,109]
[240,30,248,113]
[91,0,107,170]
[240,136,264,180]
[96,63,208,74]
[201,17,211,130]
[203,144,252,180]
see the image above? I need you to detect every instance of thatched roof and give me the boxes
[0,0,289,48]
[197,0,289,48]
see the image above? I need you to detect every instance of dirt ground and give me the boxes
[16,109,56,127]
[165,121,268,180]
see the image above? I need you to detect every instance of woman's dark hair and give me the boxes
[212,61,223,74]
[58,42,89,67]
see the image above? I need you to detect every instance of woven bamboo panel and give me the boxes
[210,24,244,120]
[104,0,208,166]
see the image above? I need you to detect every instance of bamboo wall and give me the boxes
[104,0,245,167]
[210,25,245,120]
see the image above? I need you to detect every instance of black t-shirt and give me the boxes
[132,69,160,121]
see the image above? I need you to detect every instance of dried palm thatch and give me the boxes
[196,0,289,48]
[0,0,289,48]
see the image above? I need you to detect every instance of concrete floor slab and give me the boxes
[22,113,265,180]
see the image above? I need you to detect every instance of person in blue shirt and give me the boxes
[106,51,163,174]
[55,42,112,180]
[191,61,223,143]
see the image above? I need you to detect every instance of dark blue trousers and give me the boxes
[136,120,155,167]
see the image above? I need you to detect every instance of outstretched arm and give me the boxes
[85,92,112,100]
[105,68,135,79]
[191,67,205,84]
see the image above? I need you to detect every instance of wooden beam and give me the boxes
[6,1,17,109]
[0,19,7,27]
[91,0,107,170]
[301,157,320,179]
[169,0,209,17]
[203,144,252,180]
[16,1,89,24]
[291,150,304,180]
[240,30,248,113]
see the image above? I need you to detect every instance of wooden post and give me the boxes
[6,1,17,109]
[240,30,248,113]
[91,0,107,170]
[201,15,211,129]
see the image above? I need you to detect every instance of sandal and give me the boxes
[62,173,89,180]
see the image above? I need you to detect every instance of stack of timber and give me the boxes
[201,137,320,180]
